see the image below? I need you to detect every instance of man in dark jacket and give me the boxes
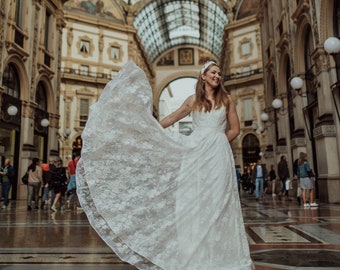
[278,155,290,197]
[0,158,15,209]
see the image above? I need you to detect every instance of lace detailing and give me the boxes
[77,60,254,270]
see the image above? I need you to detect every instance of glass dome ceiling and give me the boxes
[133,0,229,62]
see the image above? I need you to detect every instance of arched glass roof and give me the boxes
[133,0,229,62]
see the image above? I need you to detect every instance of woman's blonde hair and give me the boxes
[298,152,307,165]
[193,62,229,112]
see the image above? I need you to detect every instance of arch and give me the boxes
[36,82,48,111]
[294,16,313,74]
[267,72,276,100]
[242,133,260,166]
[2,63,20,98]
[3,55,29,101]
[154,73,197,105]
[71,134,83,156]
[36,75,56,113]
[278,51,290,95]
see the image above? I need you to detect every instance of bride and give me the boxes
[77,60,254,270]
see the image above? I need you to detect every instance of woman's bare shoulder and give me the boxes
[184,94,195,107]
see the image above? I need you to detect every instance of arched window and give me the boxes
[305,26,317,104]
[242,134,260,167]
[2,63,20,98]
[36,82,47,111]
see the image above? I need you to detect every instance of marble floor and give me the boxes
[1,191,340,270]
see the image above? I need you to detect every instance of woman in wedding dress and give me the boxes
[77,60,254,270]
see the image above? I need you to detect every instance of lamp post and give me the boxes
[290,76,304,90]
[40,118,49,127]
[7,105,18,116]
[324,37,340,122]
[272,98,283,110]
[324,37,340,55]
[260,112,269,123]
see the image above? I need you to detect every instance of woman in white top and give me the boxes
[27,158,42,211]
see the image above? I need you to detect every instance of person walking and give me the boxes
[293,158,302,205]
[0,158,15,209]
[50,159,68,212]
[251,159,268,200]
[297,152,318,208]
[76,61,254,269]
[66,152,80,209]
[27,158,43,211]
[40,159,57,210]
[269,164,277,197]
[278,155,290,197]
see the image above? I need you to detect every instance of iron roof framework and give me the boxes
[133,0,228,62]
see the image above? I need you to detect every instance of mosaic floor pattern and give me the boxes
[1,191,340,269]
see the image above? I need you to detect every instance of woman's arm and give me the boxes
[225,95,240,142]
[159,95,194,128]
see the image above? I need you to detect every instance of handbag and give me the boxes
[21,173,28,185]
[285,179,292,190]
[308,170,315,178]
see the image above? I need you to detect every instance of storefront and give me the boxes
[0,65,21,200]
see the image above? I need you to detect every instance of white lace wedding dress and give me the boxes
[77,61,254,270]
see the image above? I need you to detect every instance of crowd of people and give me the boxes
[0,153,81,211]
[238,154,318,208]
[0,150,319,212]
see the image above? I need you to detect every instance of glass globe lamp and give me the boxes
[272,98,282,109]
[324,37,340,54]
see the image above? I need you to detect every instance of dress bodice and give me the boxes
[192,106,226,133]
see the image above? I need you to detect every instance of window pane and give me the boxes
[111,47,119,59]
[44,10,51,49]
[80,40,90,53]
[241,42,250,55]
[2,64,20,98]
[80,99,89,127]
[15,0,24,28]
[36,83,47,111]
[244,99,252,120]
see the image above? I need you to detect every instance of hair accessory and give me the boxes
[200,61,216,74]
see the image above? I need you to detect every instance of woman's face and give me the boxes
[203,65,221,89]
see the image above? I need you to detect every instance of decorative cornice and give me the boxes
[291,0,310,24]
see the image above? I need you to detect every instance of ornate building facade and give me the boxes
[0,0,67,200]
[1,0,268,200]
[221,0,265,173]
[258,0,340,202]
[59,0,153,164]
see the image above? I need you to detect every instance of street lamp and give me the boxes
[324,37,340,55]
[272,98,283,110]
[7,105,18,116]
[59,128,71,140]
[324,36,340,122]
[40,118,49,127]
[290,76,304,89]
[260,112,269,122]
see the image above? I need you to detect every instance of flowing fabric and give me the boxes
[77,60,254,270]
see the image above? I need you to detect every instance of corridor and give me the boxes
[1,191,340,269]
